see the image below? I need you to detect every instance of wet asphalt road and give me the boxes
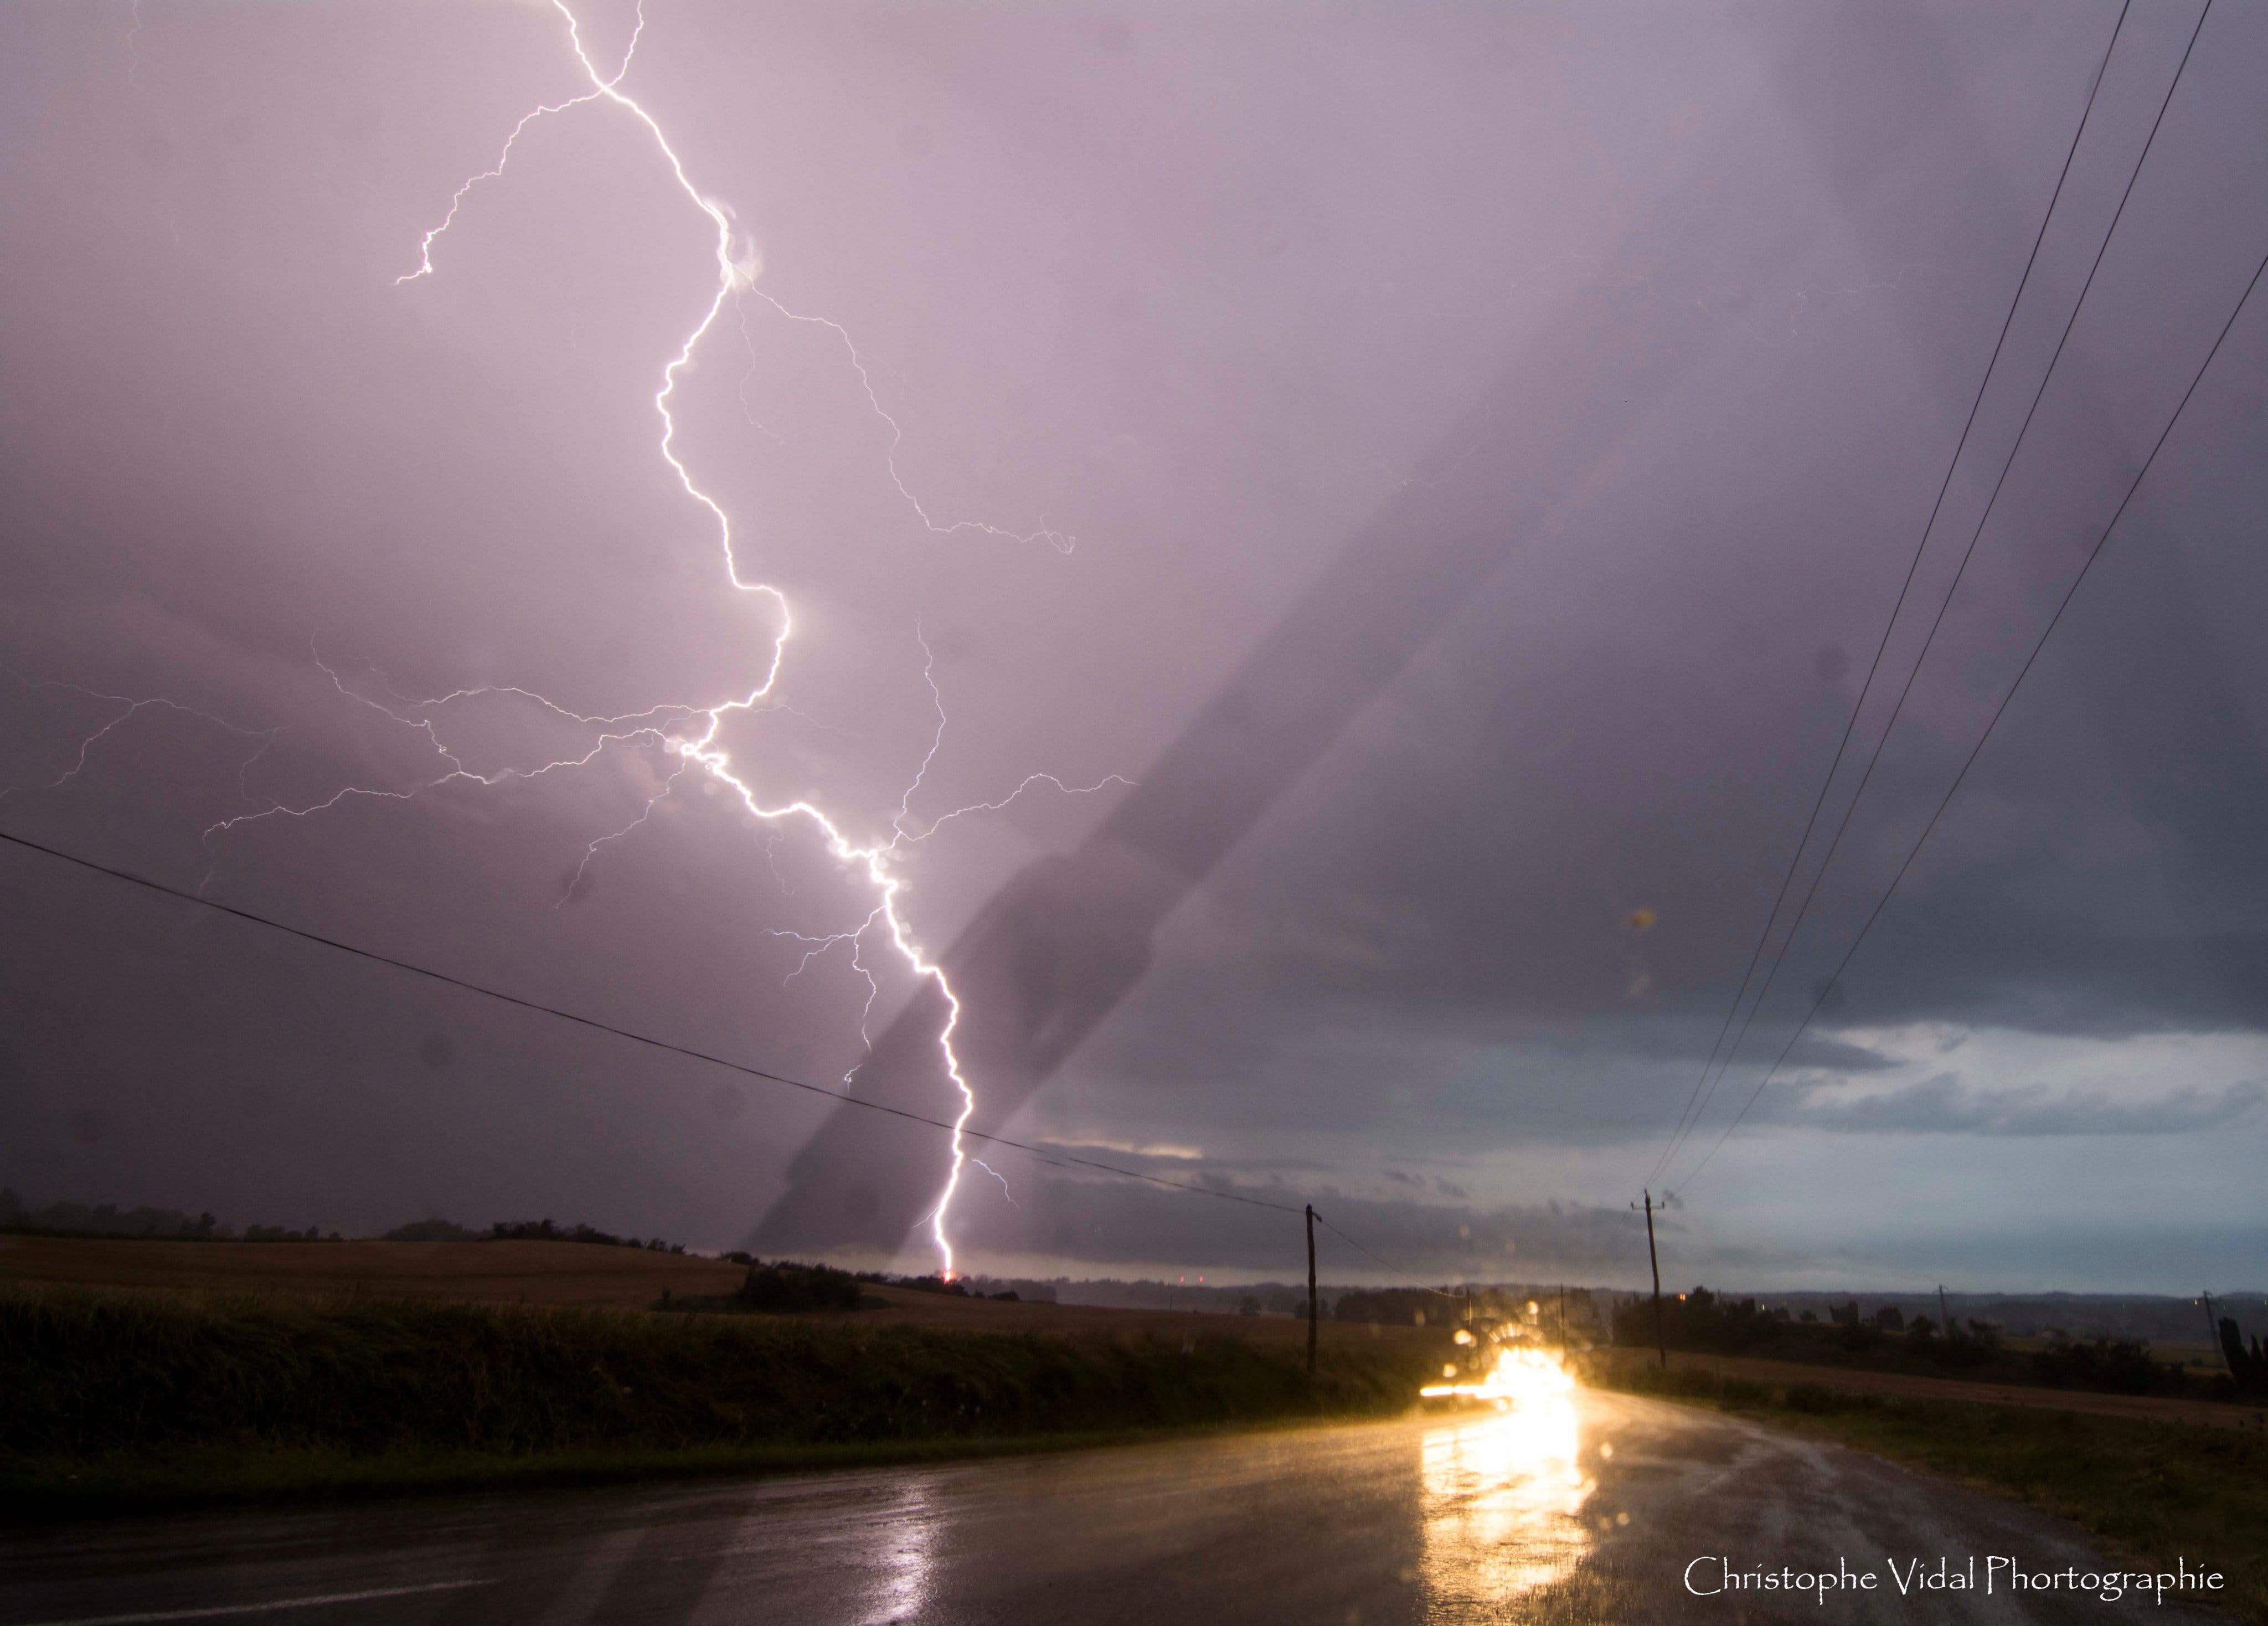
[0,1390,2233,1625]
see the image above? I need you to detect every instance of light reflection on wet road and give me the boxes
[0,1390,2230,1624]
[1421,1384,1591,1608]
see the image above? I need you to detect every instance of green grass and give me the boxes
[0,1287,1437,1518]
[1586,1359,2268,1624]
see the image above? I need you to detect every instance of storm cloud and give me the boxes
[2,0,2264,1293]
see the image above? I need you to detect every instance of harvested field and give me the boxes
[1589,1344,2268,1432]
[0,1236,741,1309]
[0,1236,1436,1352]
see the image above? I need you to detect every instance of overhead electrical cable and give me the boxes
[1653,0,2213,1187]
[1672,237,2268,1195]
[0,827,1519,1284]
[1645,0,2133,1187]
[1311,1212,1467,1299]
[0,825,1305,1216]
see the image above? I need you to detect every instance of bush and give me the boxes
[2029,1335,2171,1396]
[1934,1321,1999,1371]
[735,1260,864,1313]
[1834,1320,1883,1356]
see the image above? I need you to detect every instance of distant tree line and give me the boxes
[1754,1289,2260,1344]
[657,1264,1047,1316]
[1336,1288,1450,1326]
[654,1257,868,1315]
[955,1275,1059,1304]
[1040,1278,1307,1315]
[2,1191,219,1239]
[383,1218,687,1253]
[1,1191,339,1242]
[1335,1284,1601,1332]
[854,1270,1028,1303]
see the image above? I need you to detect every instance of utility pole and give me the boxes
[1637,1190,1665,1370]
[1305,1204,1318,1378]
[1938,1284,1949,1334]
[2204,1292,2232,1378]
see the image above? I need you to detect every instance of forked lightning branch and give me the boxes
[375,0,1111,1275]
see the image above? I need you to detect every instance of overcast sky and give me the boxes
[2,0,2263,1294]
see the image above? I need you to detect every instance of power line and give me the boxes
[1655,0,2212,1186]
[1673,238,2268,1195]
[6,824,1522,1290]
[1,826,1534,1293]
[1646,1,2132,1186]
[0,825,1303,1217]
[1660,0,2204,1181]
[1,797,1575,1296]
[1310,1212,1463,1299]
[1667,0,2217,1186]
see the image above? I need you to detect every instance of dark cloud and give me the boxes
[1764,1074,2265,1136]
[1,0,2264,1289]
[929,1172,1678,1282]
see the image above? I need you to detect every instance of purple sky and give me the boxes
[3,0,2264,1292]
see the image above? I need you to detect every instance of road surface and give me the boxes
[0,1390,2231,1625]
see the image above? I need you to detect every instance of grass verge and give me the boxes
[1584,1357,2268,1624]
[1,1287,1437,1520]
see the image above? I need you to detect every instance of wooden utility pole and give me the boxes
[1647,1192,1666,1370]
[2204,1292,2233,1378]
[1305,1204,1318,1378]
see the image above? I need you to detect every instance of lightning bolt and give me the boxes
[740,289,1074,553]
[195,647,701,887]
[898,773,1136,847]
[559,755,691,907]
[359,0,1111,1276]
[0,0,1117,1275]
[396,2,1070,556]
[2,667,276,804]
[969,1156,1020,1209]
[393,10,643,287]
